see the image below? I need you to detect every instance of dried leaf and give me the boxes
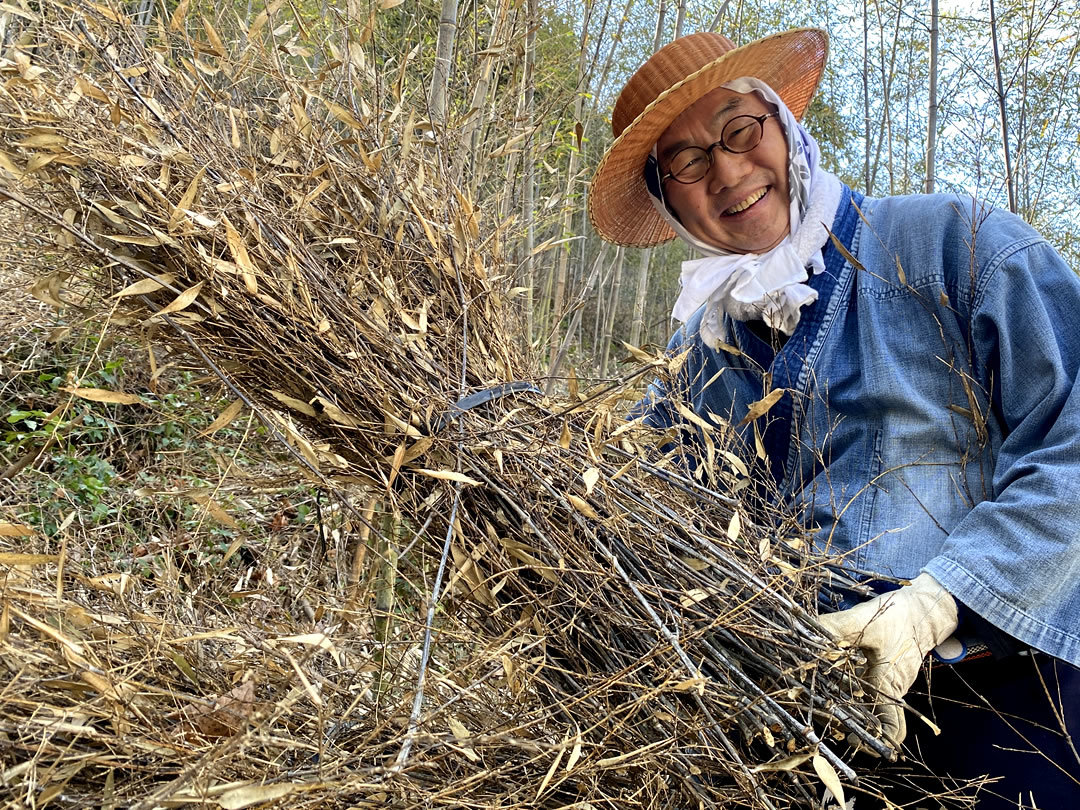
[447,716,470,741]
[813,754,846,809]
[223,217,257,293]
[84,572,132,597]
[114,273,176,297]
[559,421,571,449]
[64,387,143,405]
[270,391,317,417]
[739,388,784,427]
[229,107,241,149]
[203,398,244,434]
[169,0,190,30]
[312,396,360,427]
[565,734,583,773]
[216,784,298,810]
[0,150,22,178]
[582,467,600,496]
[535,743,565,799]
[168,167,205,232]
[188,678,257,738]
[0,553,55,565]
[680,588,712,607]
[18,133,67,148]
[825,225,866,272]
[31,271,69,308]
[171,652,198,685]
[0,523,35,538]
[726,511,741,541]
[566,494,598,520]
[185,490,240,529]
[155,281,204,317]
[447,717,480,762]
[201,16,226,56]
[103,233,165,247]
[672,677,706,694]
[417,469,482,486]
[750,751,814,773]
[722,451,749,477]
[323,99,363,130]
[620,340,663,366]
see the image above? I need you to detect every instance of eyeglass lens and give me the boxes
[669,115,767,182]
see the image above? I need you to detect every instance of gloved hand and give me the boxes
[818,572,958,746]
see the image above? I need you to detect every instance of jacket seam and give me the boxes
[971,234,1048,313]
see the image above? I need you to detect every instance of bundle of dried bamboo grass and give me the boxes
[0,3,956,807]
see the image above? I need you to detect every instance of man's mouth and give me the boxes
[723,187,768,215]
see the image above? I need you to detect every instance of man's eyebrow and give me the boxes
[711,96,745,124]
[659,96,746,163]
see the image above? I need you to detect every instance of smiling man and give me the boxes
[589,29,1080,808]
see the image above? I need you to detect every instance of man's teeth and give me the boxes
[725,188,767,214]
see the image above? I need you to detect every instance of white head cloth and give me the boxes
[650,77,844,344]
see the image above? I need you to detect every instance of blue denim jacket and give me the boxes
[639,186,1080,667]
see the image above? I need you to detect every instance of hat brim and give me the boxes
[589,28,828,248]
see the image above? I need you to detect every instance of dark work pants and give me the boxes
[885,652,1080,809]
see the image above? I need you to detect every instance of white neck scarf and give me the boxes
[651,78,844,345]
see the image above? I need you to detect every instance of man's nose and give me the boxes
[704,146,751,191]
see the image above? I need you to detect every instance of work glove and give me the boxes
[818,572,958,747]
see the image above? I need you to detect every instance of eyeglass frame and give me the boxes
[659,111,780,185]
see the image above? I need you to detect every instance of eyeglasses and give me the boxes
[661,112,779,185]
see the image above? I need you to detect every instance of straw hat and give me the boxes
[589,29,828,248]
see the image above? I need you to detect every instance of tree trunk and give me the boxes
[589,0,635,108]
[862,0,871,192]
[868,0,901,194]
[925,0,939,194]
[989,0,1017,213]
[600,246,625,375]
[708,0,733,33]
[627,2,668,350]
[547,245,608,391]
[1016,0,1034,216]
[522,0,537,343]
[429,0,460,127]
[547,0,593,371]
[653,0,668,51]
[674,0,688,39]
[458,0,510,190]
[629,248,652,348]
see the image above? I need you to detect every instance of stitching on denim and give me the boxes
[853,427,886,571]
[856,280,947,301]
[971,233,1048,312]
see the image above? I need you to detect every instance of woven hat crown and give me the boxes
[612,33,737,138]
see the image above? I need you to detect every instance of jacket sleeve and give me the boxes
[922,234,1080,666]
